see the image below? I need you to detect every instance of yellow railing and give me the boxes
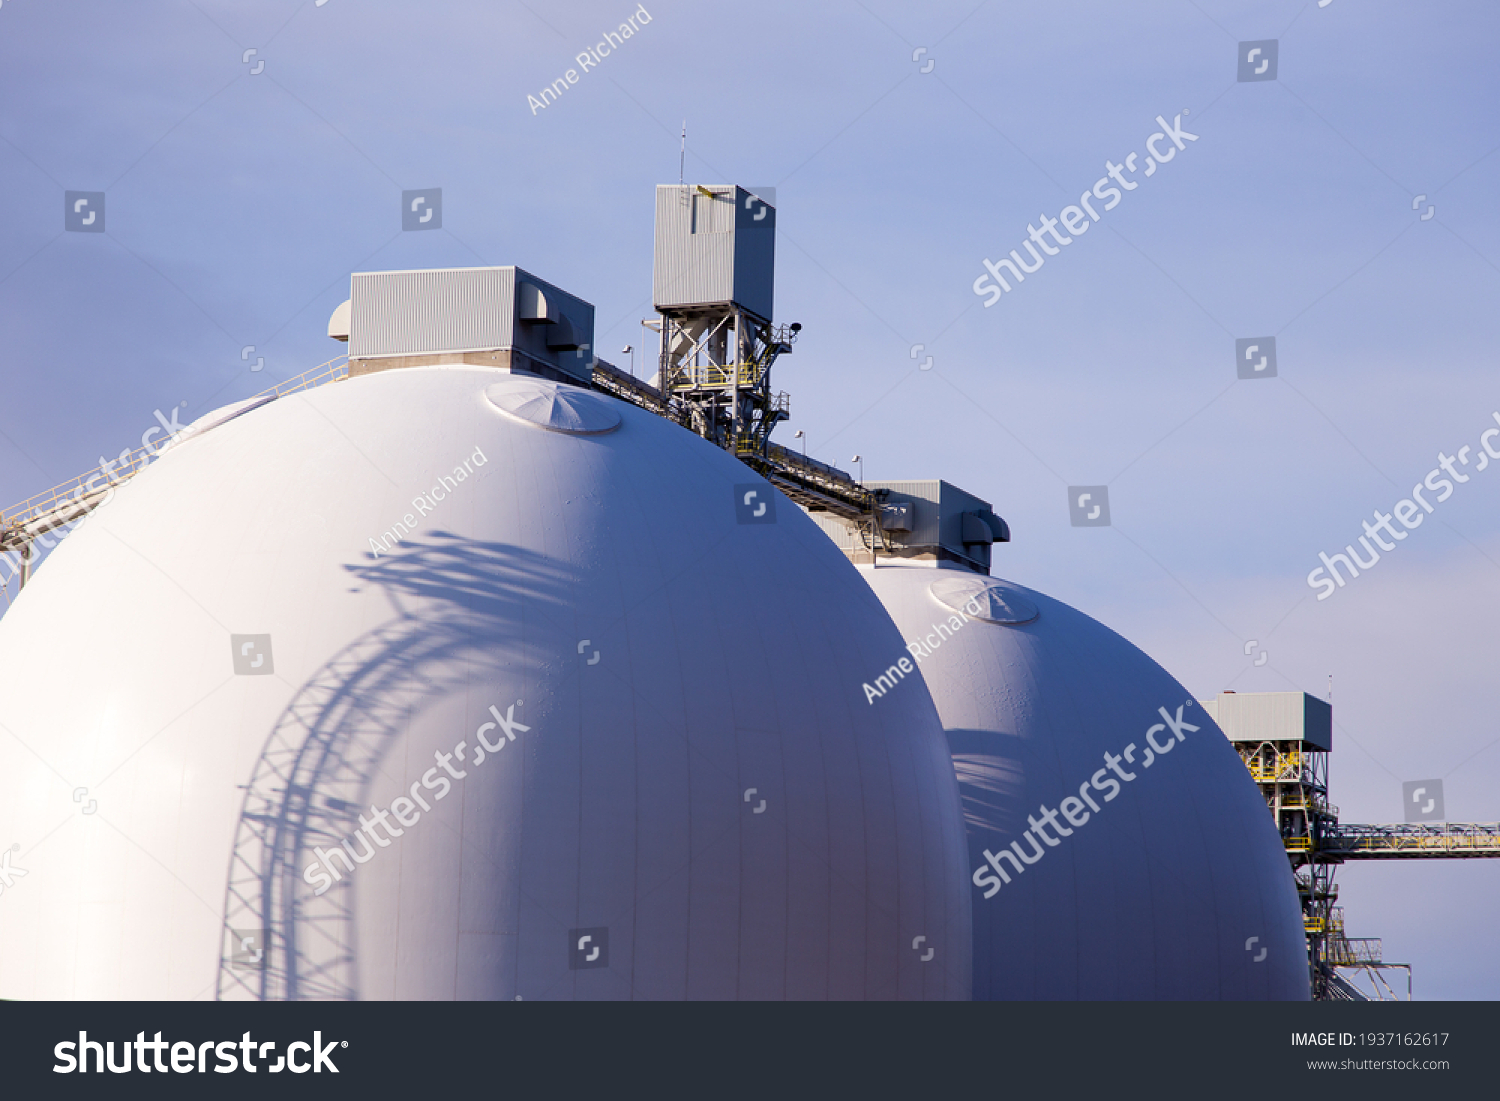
[667,361,765,390]
[2,443,154,545]
[1,355,348,547]
[1245,749,1306,782]
[249,354,348,402]
[1333,832,1500,856]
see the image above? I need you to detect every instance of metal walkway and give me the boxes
[1227,712,1500,1001]
[0,356,350,576]
[587,355,877,524]
[1322,821,1500,859]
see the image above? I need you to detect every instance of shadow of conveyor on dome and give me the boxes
[217,532,580,1001]
[948,729,1028,843]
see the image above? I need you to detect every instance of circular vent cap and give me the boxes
[929,574,1040,626]
[486,380,620,435]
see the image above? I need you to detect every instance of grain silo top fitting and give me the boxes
[329,265,596,386]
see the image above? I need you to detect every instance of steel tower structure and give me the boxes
[1208,690,1500,1000]
[651,184,795,462]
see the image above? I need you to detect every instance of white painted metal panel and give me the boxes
[0,368,970,1001]
[859,563,1310,1001]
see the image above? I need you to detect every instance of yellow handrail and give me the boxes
[246,354,348,402]
[667,361,765,390]
[2,354,348,542]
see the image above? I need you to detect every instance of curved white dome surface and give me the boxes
[859,564,1308,1000]
[0,368,970,1001]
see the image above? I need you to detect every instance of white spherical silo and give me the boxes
[0,369,971,1000]
[857,562,1309,1000]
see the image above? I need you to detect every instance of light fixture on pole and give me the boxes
[793,429,806,458]
[852,455,872,565]
[622,345,633,378]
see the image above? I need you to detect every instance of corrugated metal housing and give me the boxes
[653,185,775,321]
[810,480,999,572]
[1201,691,1333,751]
[349,266,594,383]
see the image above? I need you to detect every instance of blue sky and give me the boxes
[2,0,1498,997]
